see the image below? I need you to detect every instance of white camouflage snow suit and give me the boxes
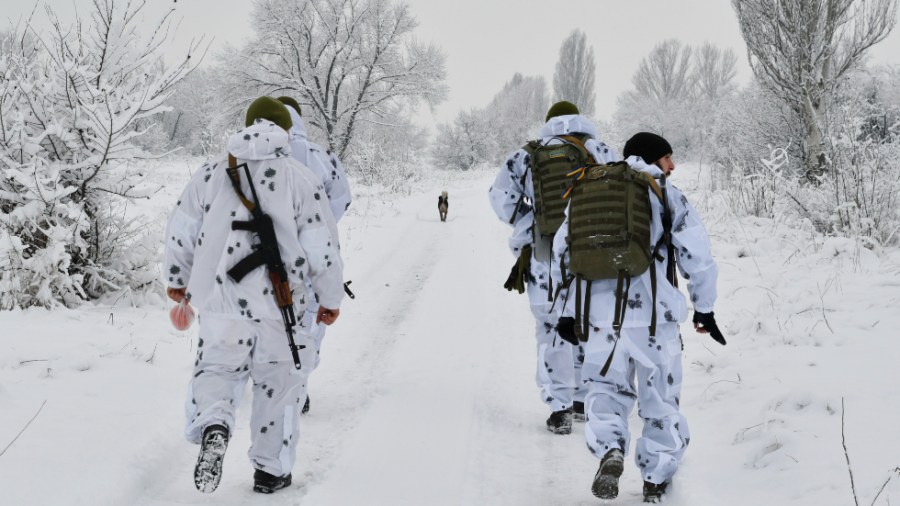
[164,119,344,477]
[285,106,352,372]
[551,156,718,487]
[488,114,619,413]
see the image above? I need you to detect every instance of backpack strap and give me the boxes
[600,272,629,377]
[644,172,675,337]
[643,172,665,202]
[573,275,594,343]
[658,175,678,287]
[557,134,597,166]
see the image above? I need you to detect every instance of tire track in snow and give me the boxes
[287,194,449,501]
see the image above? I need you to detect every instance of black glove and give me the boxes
[503,245,532,294]
[693,311,726,345]
[557,317,578,345]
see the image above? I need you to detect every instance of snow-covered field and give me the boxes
[2,159,899,505]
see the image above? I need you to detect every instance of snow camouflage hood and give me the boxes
[624,155,666,179]
[285,106,310,143]
[227,120,293,161]
[538,114,600,141]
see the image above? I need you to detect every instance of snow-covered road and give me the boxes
[2,163,900,505]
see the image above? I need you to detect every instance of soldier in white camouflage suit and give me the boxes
[552,132,726,503]
[165,96,343,495]
[489,101,620,435]
[277,96,352,415]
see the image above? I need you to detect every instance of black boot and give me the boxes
[573,401,586,422]
[194,424,229,493]
[643,480,668,503]
[253,469,293,494]
[545,409,573,435]
[591,448,624,499]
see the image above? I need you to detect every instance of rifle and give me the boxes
[224,154,304,370]
[658,173,678,287]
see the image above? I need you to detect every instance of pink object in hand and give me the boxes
[169,300,195,330]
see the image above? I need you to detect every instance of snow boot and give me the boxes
[643,480,668,503]
[194,424,229,493]
[573,401,586,422]
[545,409,573,434]
[591,448,624,499]
[253,469,293,494]
[301,395,310,414]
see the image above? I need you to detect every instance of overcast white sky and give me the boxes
[5,0,900,125]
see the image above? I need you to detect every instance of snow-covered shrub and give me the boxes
[431,109,496,171]
[709,84,802,190]
[157,68,228,157]
[825,114,900,246]
[0,2,197,309]
[723,147,788,220]
[350,139,421,195]
[346,110,429,194]
[720,121,900,247]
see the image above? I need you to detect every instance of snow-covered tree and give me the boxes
[485,73,549,154]
[693,42,737,102]
[0,1,199,309]
[350,104,428,191]
[615,40,724,158]
[159,68,227,157]
[221,0,447,161]
[552,29,596,116]
[431,109,494,171]
[431,72,547,172]
[630,39,694,105]
[732,0,898,180]
[709,83,800,188]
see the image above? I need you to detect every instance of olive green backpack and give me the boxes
[515,135,596,264]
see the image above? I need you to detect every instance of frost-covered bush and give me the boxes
[721,131,900,247]
[709,56,900,246]
[350,140,421,195]
[430,109,496,172]
[0,2,196,309]
[825,101,900,245]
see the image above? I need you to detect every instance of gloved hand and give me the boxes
[556,316,578,345]
[693,311,726,345]
[503,245,532,294]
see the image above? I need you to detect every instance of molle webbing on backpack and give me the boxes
[523,135,595,237]
[567,162,660,280]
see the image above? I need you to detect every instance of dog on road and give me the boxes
[438,191,448,222]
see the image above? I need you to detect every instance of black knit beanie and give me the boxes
[623,132,672,165]
[277,96,302,117]
[545,101,580,122]
[245,96,293,131]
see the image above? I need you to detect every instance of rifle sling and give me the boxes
[227,154,257,212]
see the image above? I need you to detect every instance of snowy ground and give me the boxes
[2,159,900,505]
